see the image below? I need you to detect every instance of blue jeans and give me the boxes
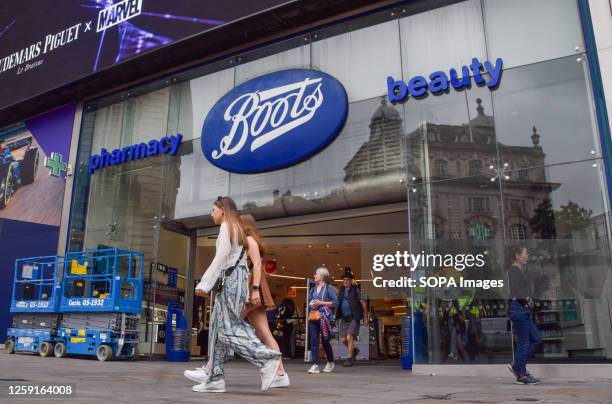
[309,320,334,364]
[508,300,541,376]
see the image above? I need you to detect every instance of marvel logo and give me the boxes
[97,0,143,33]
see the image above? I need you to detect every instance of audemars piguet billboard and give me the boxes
[0,0,294,110]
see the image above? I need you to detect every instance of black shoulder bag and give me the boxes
[212,247,245,293]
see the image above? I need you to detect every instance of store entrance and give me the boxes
[193,205,410,363]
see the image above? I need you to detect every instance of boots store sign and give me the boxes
[201,69,348,174]
[201,59,503,174]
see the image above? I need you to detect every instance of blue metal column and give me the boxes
[578,0,612,207]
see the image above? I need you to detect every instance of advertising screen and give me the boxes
[0,0,293,110]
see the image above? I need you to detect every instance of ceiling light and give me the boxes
[269,274,306,280]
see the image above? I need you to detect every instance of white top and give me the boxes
[196,222,246,293]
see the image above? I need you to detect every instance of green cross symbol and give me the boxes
[45,152,68,177]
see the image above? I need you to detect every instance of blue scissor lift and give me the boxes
[55,249,144,361]
[4,248,144,361]
[5,255,63,356]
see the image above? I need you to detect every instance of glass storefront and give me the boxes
[67,0,612,363]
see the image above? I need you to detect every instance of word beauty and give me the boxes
[89,134,182,174]
[387,57,504,103]
[202,69,348,173]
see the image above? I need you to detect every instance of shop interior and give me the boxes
[190,207,412,363]
[144,204,517,364]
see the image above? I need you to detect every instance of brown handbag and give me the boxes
[308,284,328,322]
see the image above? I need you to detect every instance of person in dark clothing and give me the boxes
[506,245,542,385]
[279,298,297,358]
[336,269,368,367]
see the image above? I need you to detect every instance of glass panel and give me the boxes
[121,88,171,145]
[166,96,407,224]
[81,159,164,357]
[408,180,510,364]
[409,178,503,244]
[589,0,612,50]
[90,103,126,153]
[227,96,407,219]
[169,139,229,223]
[83,156,163,254]
[311,20,402,103]
[399,0,487,79]
[188,68,236,141]
[235,45,311,86]
[492,56,602,167]
[483,0,585,69]
[499,160,612,361]
[74,98,167,357]
[404,84,498,184]
[166,81,197,142]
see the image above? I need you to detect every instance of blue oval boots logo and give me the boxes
[202,69,348,173]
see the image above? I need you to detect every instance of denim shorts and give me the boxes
[339,317,360,338]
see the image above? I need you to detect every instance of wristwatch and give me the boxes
[252,285,260,290]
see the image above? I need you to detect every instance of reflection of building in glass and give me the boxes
[344,97,406,183]
[216,97,410,222]
[83,90,181,264]
[406,99,559,241]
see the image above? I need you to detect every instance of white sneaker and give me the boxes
[184,368,207,384]
[270,373,290,388]
[307,364,320,374]
[323,362,335,373]
[192,379,225,393]
[260,358,281,392]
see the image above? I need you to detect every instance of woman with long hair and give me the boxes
[185,214,290,388]
[239,213,290,387]
[188,196,281,393]
[506,244,542,385]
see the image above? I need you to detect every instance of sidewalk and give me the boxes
[1,354,611,403]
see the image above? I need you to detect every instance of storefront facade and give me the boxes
[2,0,611,368]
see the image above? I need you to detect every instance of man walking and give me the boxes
[336,269,368,367]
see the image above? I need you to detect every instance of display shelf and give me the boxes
[533,300,566,358]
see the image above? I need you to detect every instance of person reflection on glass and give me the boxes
[506,245,542,385]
